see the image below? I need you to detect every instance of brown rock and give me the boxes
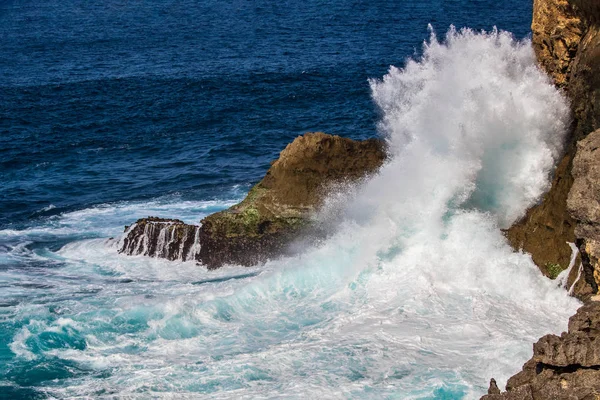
[480,302,600,400]
[118,217,200,261]
[531,0,584,88]
[488,378,501,395]
[196,132,386,269]
[567,129,600,296]
[505,153,577,279]
[506,0,600,291]
[119,132,386,269]
[568,129,600,241]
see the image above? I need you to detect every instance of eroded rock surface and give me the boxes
[119,217,201,261]
[506,0,600,295]
[119,132,386,268]
[568,129,600,299]
[481,302,600,400]
[197,132,386,268]
[531,0,584,88]
[483,1,600,397]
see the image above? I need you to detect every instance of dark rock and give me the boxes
[567,130,600,297]
[480,302,600,400]
[118,217,200,261]
[119,132,386,268]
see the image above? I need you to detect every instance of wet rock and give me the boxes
[506,0,600,292]
[567,129,600,298]
[568,129,600,241]
[118,217,200,261]
[481,302,600,400]
[119,132,386,268]
[196,132,386,268]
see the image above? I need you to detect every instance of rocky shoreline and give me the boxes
[483,301,600,399]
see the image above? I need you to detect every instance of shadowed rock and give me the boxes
[481,302,600,400]
[568,129,600,299]
[119,132,386,268]
[119,217,200,261]
[506,0,600,300]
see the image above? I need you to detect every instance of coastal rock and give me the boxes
[483,2,600,397]
[118,217,201,261]
[119,132,386,268]
[531,0,584,88]
[506,0,600,293]
[568,129,600,299]
[481,302,600,400]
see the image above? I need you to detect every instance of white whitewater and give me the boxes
[4,28,581,399]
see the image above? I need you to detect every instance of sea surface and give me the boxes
[0,0,582,399]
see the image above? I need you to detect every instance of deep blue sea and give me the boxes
[0,1,583,399]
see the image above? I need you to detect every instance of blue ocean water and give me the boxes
[1,1,583,399]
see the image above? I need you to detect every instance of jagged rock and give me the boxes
[568,129,600,238]
[119,132,386,268]
[481,302,600,400]
[488,379,501,395]
[505,154,577,279]
[196,132,386,268]
[531,0,584,88]
[118,217,201,261]
[567,129,600,298]
[485,4,600,397]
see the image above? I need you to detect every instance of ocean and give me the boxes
[0,0,582,398]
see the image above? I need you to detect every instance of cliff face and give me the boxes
[530,0,584,88]
[506,0,600,300]
[568,129,600,297]
[119,132,386,268]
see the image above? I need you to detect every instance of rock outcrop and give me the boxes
[482,301,600,400]
[506,0,600,298]
[530,0,584,88]
[568,129,600,298]
[119,132,386,268]
[119,217,201,261]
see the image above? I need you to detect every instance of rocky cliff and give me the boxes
[506,0,600,300]
[119,132,386,268]
[482,0,600,397]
